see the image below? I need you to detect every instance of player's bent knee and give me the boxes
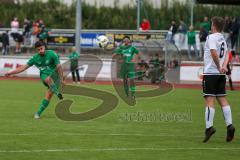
[45,77,53,85]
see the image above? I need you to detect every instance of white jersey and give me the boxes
[203,33,228,74]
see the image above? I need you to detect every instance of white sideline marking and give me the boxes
[0,147,240,153]
[0,133,203,137]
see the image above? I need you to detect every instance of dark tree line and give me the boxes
[0,0,240,29]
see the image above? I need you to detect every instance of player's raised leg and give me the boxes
[44,76,63,100]
[217,96,235,142]
[35,90,53,119]
[129,78,136,99]
[123,78,129,97]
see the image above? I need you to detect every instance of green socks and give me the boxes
[124,81,129,96]
[37,99,49,115]
[130,85,136,95]
[50,84,60,96]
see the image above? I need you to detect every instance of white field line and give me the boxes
[0,133,204,137]
[0,147,240,153]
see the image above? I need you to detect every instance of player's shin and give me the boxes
[205,106,215,128]
[222,105,232,126]
[130,79,136,96]
[50,83,60,96]
[37,99,50,115]
[123,79,129,96]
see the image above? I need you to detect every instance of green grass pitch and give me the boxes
[0,80,239,160]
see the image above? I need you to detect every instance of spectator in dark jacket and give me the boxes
[199,26,208,58]
[230,17,240,50]
[224,16,232,49]
[1,31,9,55]
[178,20,187,46]
[23,18,31,38]
[166,20,177,44]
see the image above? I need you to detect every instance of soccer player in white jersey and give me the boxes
[202,16,235,143]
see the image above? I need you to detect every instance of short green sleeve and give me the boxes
[52,52,60,66]
[27,56,35,66]
[134,47,139,54]
[113,48,122,54]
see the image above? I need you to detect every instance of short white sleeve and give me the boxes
[208,36,217,50]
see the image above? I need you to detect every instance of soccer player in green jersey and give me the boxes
[113,36,139,98]
[5,41,64,119]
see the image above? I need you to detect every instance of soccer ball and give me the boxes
[96,35,109,48]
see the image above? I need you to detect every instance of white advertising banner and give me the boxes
[180,61,240,82]
[0,56,114,80]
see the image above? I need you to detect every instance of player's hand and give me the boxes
[220,67,228,74]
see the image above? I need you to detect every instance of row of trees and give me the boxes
[0,0,240,29]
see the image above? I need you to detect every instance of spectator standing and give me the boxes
[199,26,208,58]
[224,16,232,49]
[1,31,9,55]
[140,18,151,31]
[178,20,188,46]
[166,20,177,44]
[229,17,240,50]
[226,51,236,90]
[31,21,40,46]
[11,17,19,33]
[10,17,23,53]
[23,18,31,41]
[37,25,50,44]
[68,47,81,84]
[201,16,211,32]
[23,18,32,46]
[187,26,198,60]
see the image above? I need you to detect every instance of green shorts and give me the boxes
[40,72,60,89]
[120,63,135,79]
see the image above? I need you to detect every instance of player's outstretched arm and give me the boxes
[132,52,141,63]
[5,65,30,77]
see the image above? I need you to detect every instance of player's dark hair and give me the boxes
[212,16,225,32]
[123,36,130,41]
[35,40,46,48]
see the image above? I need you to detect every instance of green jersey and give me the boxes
[114,45,139,63]
[201,22,211,32]
[39,28,50,40]
[187,31,196,45]
[27,50,60,76]
[68,51,80,70]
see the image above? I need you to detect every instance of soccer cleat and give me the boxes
[57,93,63,100]
[203,127,216,143]
[226,124,235,142]
[34,113,40,119]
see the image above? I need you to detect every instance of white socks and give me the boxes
[222,105,232,126]
[205,106,233,129]
[205,107,215,129]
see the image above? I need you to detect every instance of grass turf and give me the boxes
[0,80,239,160]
